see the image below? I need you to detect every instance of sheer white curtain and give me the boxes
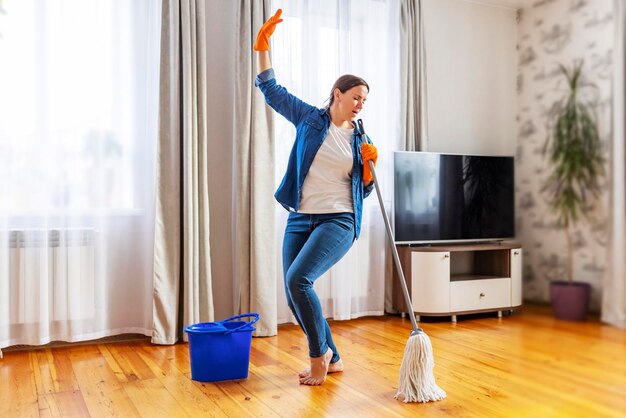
[0,0,160,353]
[270,0,401,322]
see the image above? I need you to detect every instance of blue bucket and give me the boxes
[184,313,259,382]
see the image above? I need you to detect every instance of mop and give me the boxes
[357,119,446,403]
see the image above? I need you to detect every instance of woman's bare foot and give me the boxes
[299,348,333,386]
[298,358,344,378]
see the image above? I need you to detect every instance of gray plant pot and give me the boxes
[549,281,591,321]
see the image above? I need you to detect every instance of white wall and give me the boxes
[423,0,517,156]
[205,1,237,320]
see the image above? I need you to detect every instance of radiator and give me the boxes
[1,229,96,324]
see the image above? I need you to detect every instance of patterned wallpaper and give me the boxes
[516,0,614,311]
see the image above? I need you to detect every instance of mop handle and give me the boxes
[357,119,422,334]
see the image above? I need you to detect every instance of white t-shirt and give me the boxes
[298,123,354,213]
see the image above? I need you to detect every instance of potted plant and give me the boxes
[542,60,604,321]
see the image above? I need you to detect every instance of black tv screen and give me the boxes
[393,152,515,244]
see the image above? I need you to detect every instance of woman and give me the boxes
[254,9,378,386]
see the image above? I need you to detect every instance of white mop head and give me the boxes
[394,331,446,403]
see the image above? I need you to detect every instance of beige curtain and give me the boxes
[152,0,214,344]
[386,0,428,314]
[400,0,428,151]
[233,0,277,336]
[602,0,626,329]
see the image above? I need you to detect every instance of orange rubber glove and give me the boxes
[361,143,378,184]
[253,9,283,51]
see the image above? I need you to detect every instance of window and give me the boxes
[0,0,158,216]
[270,0,401,322]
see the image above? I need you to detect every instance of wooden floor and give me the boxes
[2,305,626,417]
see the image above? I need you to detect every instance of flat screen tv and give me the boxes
[393,151,515,244]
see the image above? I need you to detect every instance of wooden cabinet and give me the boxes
[392,242,522,322]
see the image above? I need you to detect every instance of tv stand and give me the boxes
[392,242,522,322]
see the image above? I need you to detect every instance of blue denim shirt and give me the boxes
[255,68,374,238]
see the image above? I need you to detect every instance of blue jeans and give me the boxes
[282,212,355,363]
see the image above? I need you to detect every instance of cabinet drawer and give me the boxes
[450,278,511,312]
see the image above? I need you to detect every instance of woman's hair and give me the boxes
[326,74,369,108]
